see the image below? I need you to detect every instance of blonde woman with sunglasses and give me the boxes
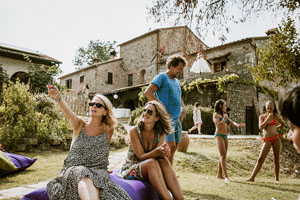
[46,85,131,200]
[120,100,184,200]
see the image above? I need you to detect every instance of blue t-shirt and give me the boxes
[151,73,182,119]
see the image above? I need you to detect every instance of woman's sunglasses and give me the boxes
[89,102,106,109]
[143,108,154,116]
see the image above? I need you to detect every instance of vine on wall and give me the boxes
[181,73,278,101]
[181,74,240,94]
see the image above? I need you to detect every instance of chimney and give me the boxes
[266,28,278,36]
[110,50,117,60]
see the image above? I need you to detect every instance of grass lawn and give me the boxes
[0,150,68,190]
[0,138,299,200]
[174,138,300,200]
[0,147,127,191]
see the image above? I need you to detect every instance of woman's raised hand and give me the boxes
[47,85,61,102]
[266,113,274,123]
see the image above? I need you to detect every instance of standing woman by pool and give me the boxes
[213,99,245,183]
[247,100,285,183]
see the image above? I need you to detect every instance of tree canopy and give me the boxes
[73,40,117,68]
[247,17,300,86]
[147,0,300,41]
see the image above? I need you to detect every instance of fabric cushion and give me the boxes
[0,152,37,178]
[110,169,160,200]
[22,169,160,200]
[0,151,18,170]
[22,187,49,200]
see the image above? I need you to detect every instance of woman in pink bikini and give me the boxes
[247,100,285,182]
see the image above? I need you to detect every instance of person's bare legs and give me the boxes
[215,137,229,180]
[166,141,176,165]
[188,125,197,133]
[141,158,172,200]
[197,124,202,134]
[272,138,281,182]
[78,176,100,200]
[217,138,228,179]
[217,161,223,179]
[157,157,184,200]
[246,141,272,182]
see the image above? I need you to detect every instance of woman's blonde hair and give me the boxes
[93,94,117,128]
[137,100,172,135]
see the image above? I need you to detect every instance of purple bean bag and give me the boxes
[0,152,37,178]
[22,169,160,200]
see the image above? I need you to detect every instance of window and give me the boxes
[65,79,72,89]
[140,69,146,84]
[128,74,133,86]
[80,76,84,83]
[213,61,227,72]
[108,72,113,84]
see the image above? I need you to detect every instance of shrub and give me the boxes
[110,122,128,150]
[129,106,143,126]
[0,81,71,150]
[182,104,215,135]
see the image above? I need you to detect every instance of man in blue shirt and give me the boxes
[144,55,186,164]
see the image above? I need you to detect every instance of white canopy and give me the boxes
[190,57,211,73]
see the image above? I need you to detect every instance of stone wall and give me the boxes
[227,82,258,134]
[120,32,158,86]
[94,59,124,93]
[60,59,124,95]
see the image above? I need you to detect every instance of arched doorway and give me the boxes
[10,71,29,83]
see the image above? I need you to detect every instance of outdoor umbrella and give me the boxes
[190,57,211,73]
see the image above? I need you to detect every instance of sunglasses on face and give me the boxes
[89,102,106,109]
[143,108,154,116]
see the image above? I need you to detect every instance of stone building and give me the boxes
[0,43,61,82]
[59,26,275,135]
[59,26,206,108]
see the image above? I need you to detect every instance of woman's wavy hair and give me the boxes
[137,100,172,135]
[262,100,278,114]
[214,99,226,115]
[279,86,300,127]
[93,94,117,128]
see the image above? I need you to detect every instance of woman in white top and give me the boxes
[188,102,202,134]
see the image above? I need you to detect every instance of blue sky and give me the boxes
[0,0,296,76]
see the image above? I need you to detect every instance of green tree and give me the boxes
[0,66,9,102]
[247,17,300,86]
[24,54,62,93]
[73,40,117,68]
[147,0,300,40]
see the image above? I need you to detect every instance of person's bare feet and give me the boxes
[275,180,280,184]
[246,178,254,182]
[224,178,230,184]
[217,176,224,179]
